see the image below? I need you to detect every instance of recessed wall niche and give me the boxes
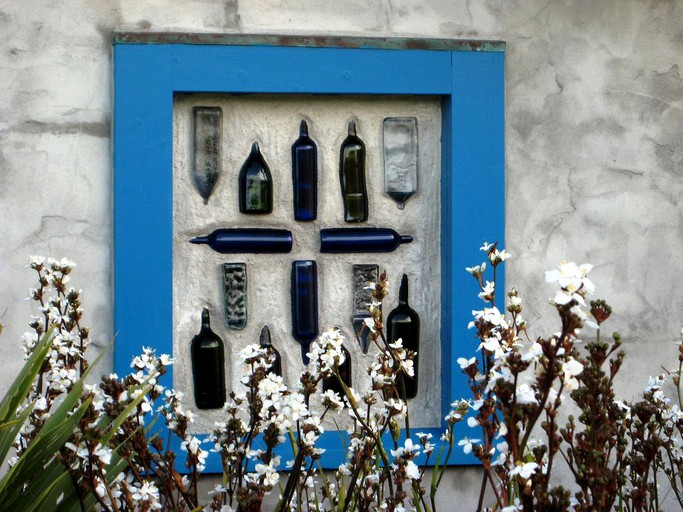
[173,94,442,433]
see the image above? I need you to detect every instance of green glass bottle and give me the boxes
[191,308,227,409]
[386,274,420,399]
[339,121,368,222]
[239,142,273,214]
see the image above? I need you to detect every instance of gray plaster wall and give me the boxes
[1,0,681,509]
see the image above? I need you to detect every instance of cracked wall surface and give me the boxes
[0,0,681,508]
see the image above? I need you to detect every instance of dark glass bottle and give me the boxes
[189,228,293,254]
[339,121,368,222]
[291,260,319,364]
[386,274,420,399]
[239,142,273,214]
[292,120,318,221]
[322,344,352,402]
[259,325,282,377]
[320,228,413,253]
[191,308,227,409]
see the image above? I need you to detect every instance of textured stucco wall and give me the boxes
[1,0,681,509]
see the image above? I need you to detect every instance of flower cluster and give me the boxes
[7,249,683,512]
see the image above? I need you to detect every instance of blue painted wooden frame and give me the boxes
[113,42,504,470]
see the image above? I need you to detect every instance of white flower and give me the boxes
[457,357,477,370]
[501,499,523,512]
[522,342,543,362]
[562,358,583,391]
[478,280,495,301]
[516,383,538,405]
[465,262,486,276]
[405,460,420,480]
[458,437,481,455]
[546,261,594,306]
[321,390,344,411]
[510,461,538,479]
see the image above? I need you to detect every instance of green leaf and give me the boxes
[0,398,91,508]
[10,462,73,512]
[0,327,54,425]
[0,405,32,469]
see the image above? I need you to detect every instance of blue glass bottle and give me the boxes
[189,228,293,254]
[292,120,318,221]
[239,142,273,214]
[291,260,318,364]
[320,228,413,253]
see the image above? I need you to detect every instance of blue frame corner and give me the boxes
[113,40,504,470]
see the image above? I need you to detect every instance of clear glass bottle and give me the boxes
[386,274,420,399]
[383,117,418,210]
[193,106,223,205]
[191,308,226,409]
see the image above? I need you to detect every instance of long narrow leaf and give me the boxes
[12,463,74,512]
[0,398,91,508]
[0,327,54,423]
[0,406,32,467]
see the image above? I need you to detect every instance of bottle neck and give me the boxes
[200,308,212,331]
[260,325,272,347]
[190,236,209,245]
[398,274,409,306]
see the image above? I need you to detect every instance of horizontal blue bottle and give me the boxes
[292,120,318,221]
[291,260,319,364]
[189,228,293,254]
[320,228,413,253]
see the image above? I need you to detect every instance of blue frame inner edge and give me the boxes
[113,43,505,470]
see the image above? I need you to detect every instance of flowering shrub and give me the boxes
[1,250,681,511]
[461,242,683,511]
